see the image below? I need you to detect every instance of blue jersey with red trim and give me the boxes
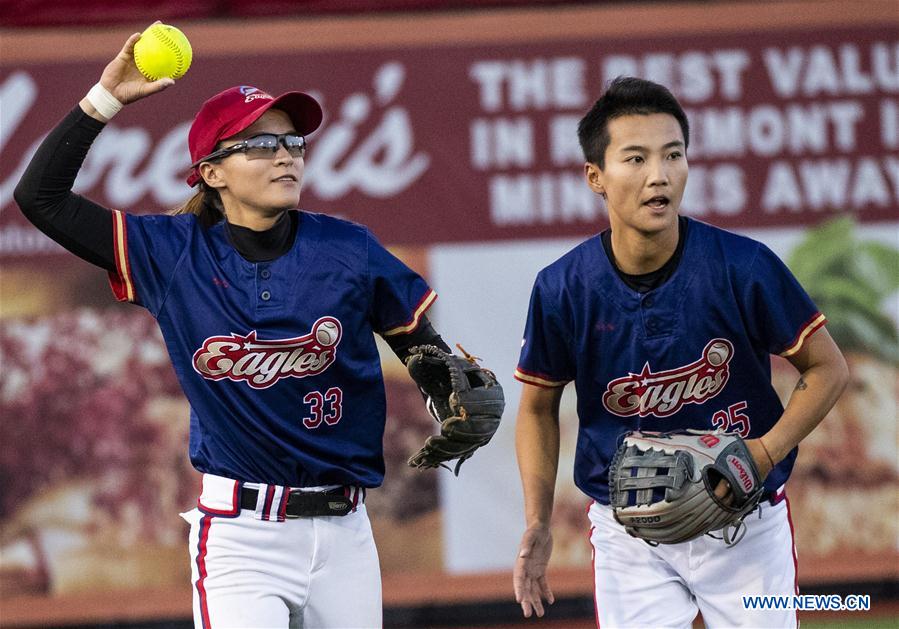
[515,218,824,504]
[108,210,435,487]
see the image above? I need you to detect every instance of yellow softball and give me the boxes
[133,23,192,81]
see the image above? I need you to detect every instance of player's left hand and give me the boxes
[712,437,774,505]
[514,524,555,618]
[404,345,504,473]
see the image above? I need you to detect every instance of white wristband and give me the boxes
[85,82,124,120]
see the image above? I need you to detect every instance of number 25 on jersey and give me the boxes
[711,400,750,437]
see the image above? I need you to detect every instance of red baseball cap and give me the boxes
[186,85,323,186]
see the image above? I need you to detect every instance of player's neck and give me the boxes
[224,211,296,262]
[609,220,680,275]
[224,205,286,232]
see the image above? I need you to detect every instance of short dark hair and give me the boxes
[577,76,689,169]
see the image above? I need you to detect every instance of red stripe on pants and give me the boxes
[196,515,213,629]
[786,497,800,627]
[590,525,600,628]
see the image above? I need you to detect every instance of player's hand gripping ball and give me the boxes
[133,24,192,81]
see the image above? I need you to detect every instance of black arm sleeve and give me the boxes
[383,315,452,363]
[13,106,116,271]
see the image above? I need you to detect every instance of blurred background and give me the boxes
[1,0,897,627]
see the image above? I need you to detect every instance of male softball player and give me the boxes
[512,77,849,628]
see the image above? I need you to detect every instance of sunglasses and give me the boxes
[193,133,307,167]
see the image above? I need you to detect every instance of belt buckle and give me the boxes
[326,498,353,515]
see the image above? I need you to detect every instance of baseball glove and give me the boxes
[405,345,504,474]
[609,430,764,546]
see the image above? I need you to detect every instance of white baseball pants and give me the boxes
[181,474,381,628]
[588,498,798,628]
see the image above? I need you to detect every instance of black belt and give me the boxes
[240,486,358,517]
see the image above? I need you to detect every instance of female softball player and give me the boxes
[15,31,461,628]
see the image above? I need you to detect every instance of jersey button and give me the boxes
[643,296,654,308]
[260,290,272,301]
[260,269,271,279]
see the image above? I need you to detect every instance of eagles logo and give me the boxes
[603,339,733,417]
[192,317,342,389]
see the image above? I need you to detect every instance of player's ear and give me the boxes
[199,162,226,190]
[584,162,606,198]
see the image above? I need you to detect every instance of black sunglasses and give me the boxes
[192,133,307,168]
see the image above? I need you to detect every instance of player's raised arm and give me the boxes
[14,31,176,271]
[513,382,562,618]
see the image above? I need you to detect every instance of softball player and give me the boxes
[512,78,849,628]
[15,33,455,628]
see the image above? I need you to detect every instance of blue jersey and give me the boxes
[515,218,825,504]
[108,210,436,488]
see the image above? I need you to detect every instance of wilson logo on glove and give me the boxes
[726,455,755,492]
[603,339,734,417]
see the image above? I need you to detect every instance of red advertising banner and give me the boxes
[2,17,897,257]
[0,0,562,28]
